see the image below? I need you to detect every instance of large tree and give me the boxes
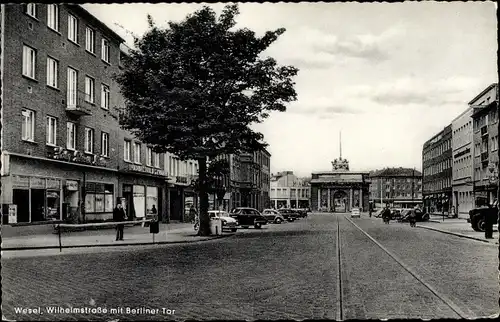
[115,4,298,235]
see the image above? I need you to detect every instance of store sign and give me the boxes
[8,204,17,224]
[125,164,165,176]
[47,179,61,190]
[12,175,29,188]
[66,180,79,191]
[49,147,107,167]
[30,177,46,189]
[176,176,188,184]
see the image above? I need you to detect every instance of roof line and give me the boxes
[468,83,498,105]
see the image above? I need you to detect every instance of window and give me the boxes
[22,109,35,141]
[66,122,76,150]
[124,140,131,161]
[22,45,36,79]
[85,183,114,214]
[154,152,160,168]
[46,56,58,88]
[67,67,77,107]
[101,84,110,109]
[101,132,109,157]
[47,4,58,31]
[46,116,57,146]
[101,38,110,63]
[67,14,78,43]
[84,76,94,103]
[85,27,95,53]
[25,4,37,18]
[146,147,153,166]
[84,128,94,153]
[134,142,141,164]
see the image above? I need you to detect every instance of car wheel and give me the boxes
[275,218,283,224]
[231,228,237,232]
[476,218,486,232]
[254,222,262,229]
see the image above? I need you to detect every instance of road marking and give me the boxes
[336,216,344,321]
[344,216,472,319]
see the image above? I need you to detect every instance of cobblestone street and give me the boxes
[2,213,498,320]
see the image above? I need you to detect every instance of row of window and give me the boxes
[166,155,198,177]
[423,177,452,192]
[452,121,472,147]
[423,159,452,177]
[123,140,161,167]
[474,136,499,156]
[23,45,111,110]
[22,108,160,167]
[473,110,498,130]
[22,108,109,155]
[423,138,451,162]
[453,155,472,180]
[25,4,112,63]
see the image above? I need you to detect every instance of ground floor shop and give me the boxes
[423,190,453,214]
[1,154,118,224]
[452,184,475,218]
[473,184,498,207]
[118,171,167,222]
[271,198,310,209]
[166,184,199,223]
[370,199,423,210]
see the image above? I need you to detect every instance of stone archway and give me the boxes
[332,190,348,213]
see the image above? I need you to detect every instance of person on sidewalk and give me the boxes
[113,202,126,241]
[409,210,417,227]
[189,206,198,224]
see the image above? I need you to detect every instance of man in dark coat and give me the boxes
[113,202,126,241]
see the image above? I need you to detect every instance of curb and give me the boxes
[1,234,232,251]
[417,225,498,245]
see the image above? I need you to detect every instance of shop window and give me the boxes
[85,183,114,214]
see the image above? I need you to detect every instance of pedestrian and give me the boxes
[189,205,198,224]
[409,210,417,227]
[151,205,158,220]
[113,201,126,241]
[382,206,391,224]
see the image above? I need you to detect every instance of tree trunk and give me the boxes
[197,156,211,236]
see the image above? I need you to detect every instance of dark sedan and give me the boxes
[278,208,300,221]
[399,209,430,222]
[229,207,268,229]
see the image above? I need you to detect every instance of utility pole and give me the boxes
[412,168,415,207]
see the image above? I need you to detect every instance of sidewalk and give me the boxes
[1,222,231,250]
[417,219,499,245]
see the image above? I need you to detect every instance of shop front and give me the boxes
[1,154,118,224]
[118,169,166,223]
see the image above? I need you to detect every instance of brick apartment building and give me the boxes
[0,4,167,224]
[369,167,422,209]
[422,125,453,214]
[470,83,499,205]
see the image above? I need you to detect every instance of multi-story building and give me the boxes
[369,168,422,209]
[270,171,310,209]
[451,107,474,218]
[238,149,271,212]
[0,4,167,224]
[422,125,453,214]
[470,83,499,205]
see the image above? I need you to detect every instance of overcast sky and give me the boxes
[84,2,497,177]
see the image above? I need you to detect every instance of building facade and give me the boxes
[470,83,499,205]
[310,157,370,212]
[237,149,271,212]
[0,4,167,224]
[369,168,422,209]
[270,171,310,209]
[451,107,474,218]
[422,125,453,214]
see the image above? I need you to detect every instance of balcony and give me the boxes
[481,125,488,137]
[481,151,489,163]
[65,91,93,116]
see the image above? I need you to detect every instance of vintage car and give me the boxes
[261,209,286,224]
[229,208,268,229]
[208,210,238,232]
[351,207,361,218]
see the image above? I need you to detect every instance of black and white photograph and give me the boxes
[1,1,498,320]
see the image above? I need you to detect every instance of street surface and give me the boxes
[2,213,498,320]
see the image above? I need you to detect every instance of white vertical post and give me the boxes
[350,188,353,211]
[360,188,363,210]
[318,188,321,210]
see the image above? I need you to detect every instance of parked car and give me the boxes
[277,208,300,221]
[229,208,268,229]
[293,208,308,218]
[208,210,238,232]
[469,200,498,232]
[390,208,403,220]
[351,207,361,218]
[399,209,430,222]
[374,209,384,218]
[261,209,285,224]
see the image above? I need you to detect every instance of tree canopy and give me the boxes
[115,4,299,160]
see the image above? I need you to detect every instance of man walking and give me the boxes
[113,201,126,241]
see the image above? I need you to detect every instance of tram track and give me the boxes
[340,215,472,319]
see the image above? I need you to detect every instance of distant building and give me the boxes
[451,107,474,218]
[470,83,499,206]
[422,125,453,214]
[369,168,422,209]
[270,171,310,209]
